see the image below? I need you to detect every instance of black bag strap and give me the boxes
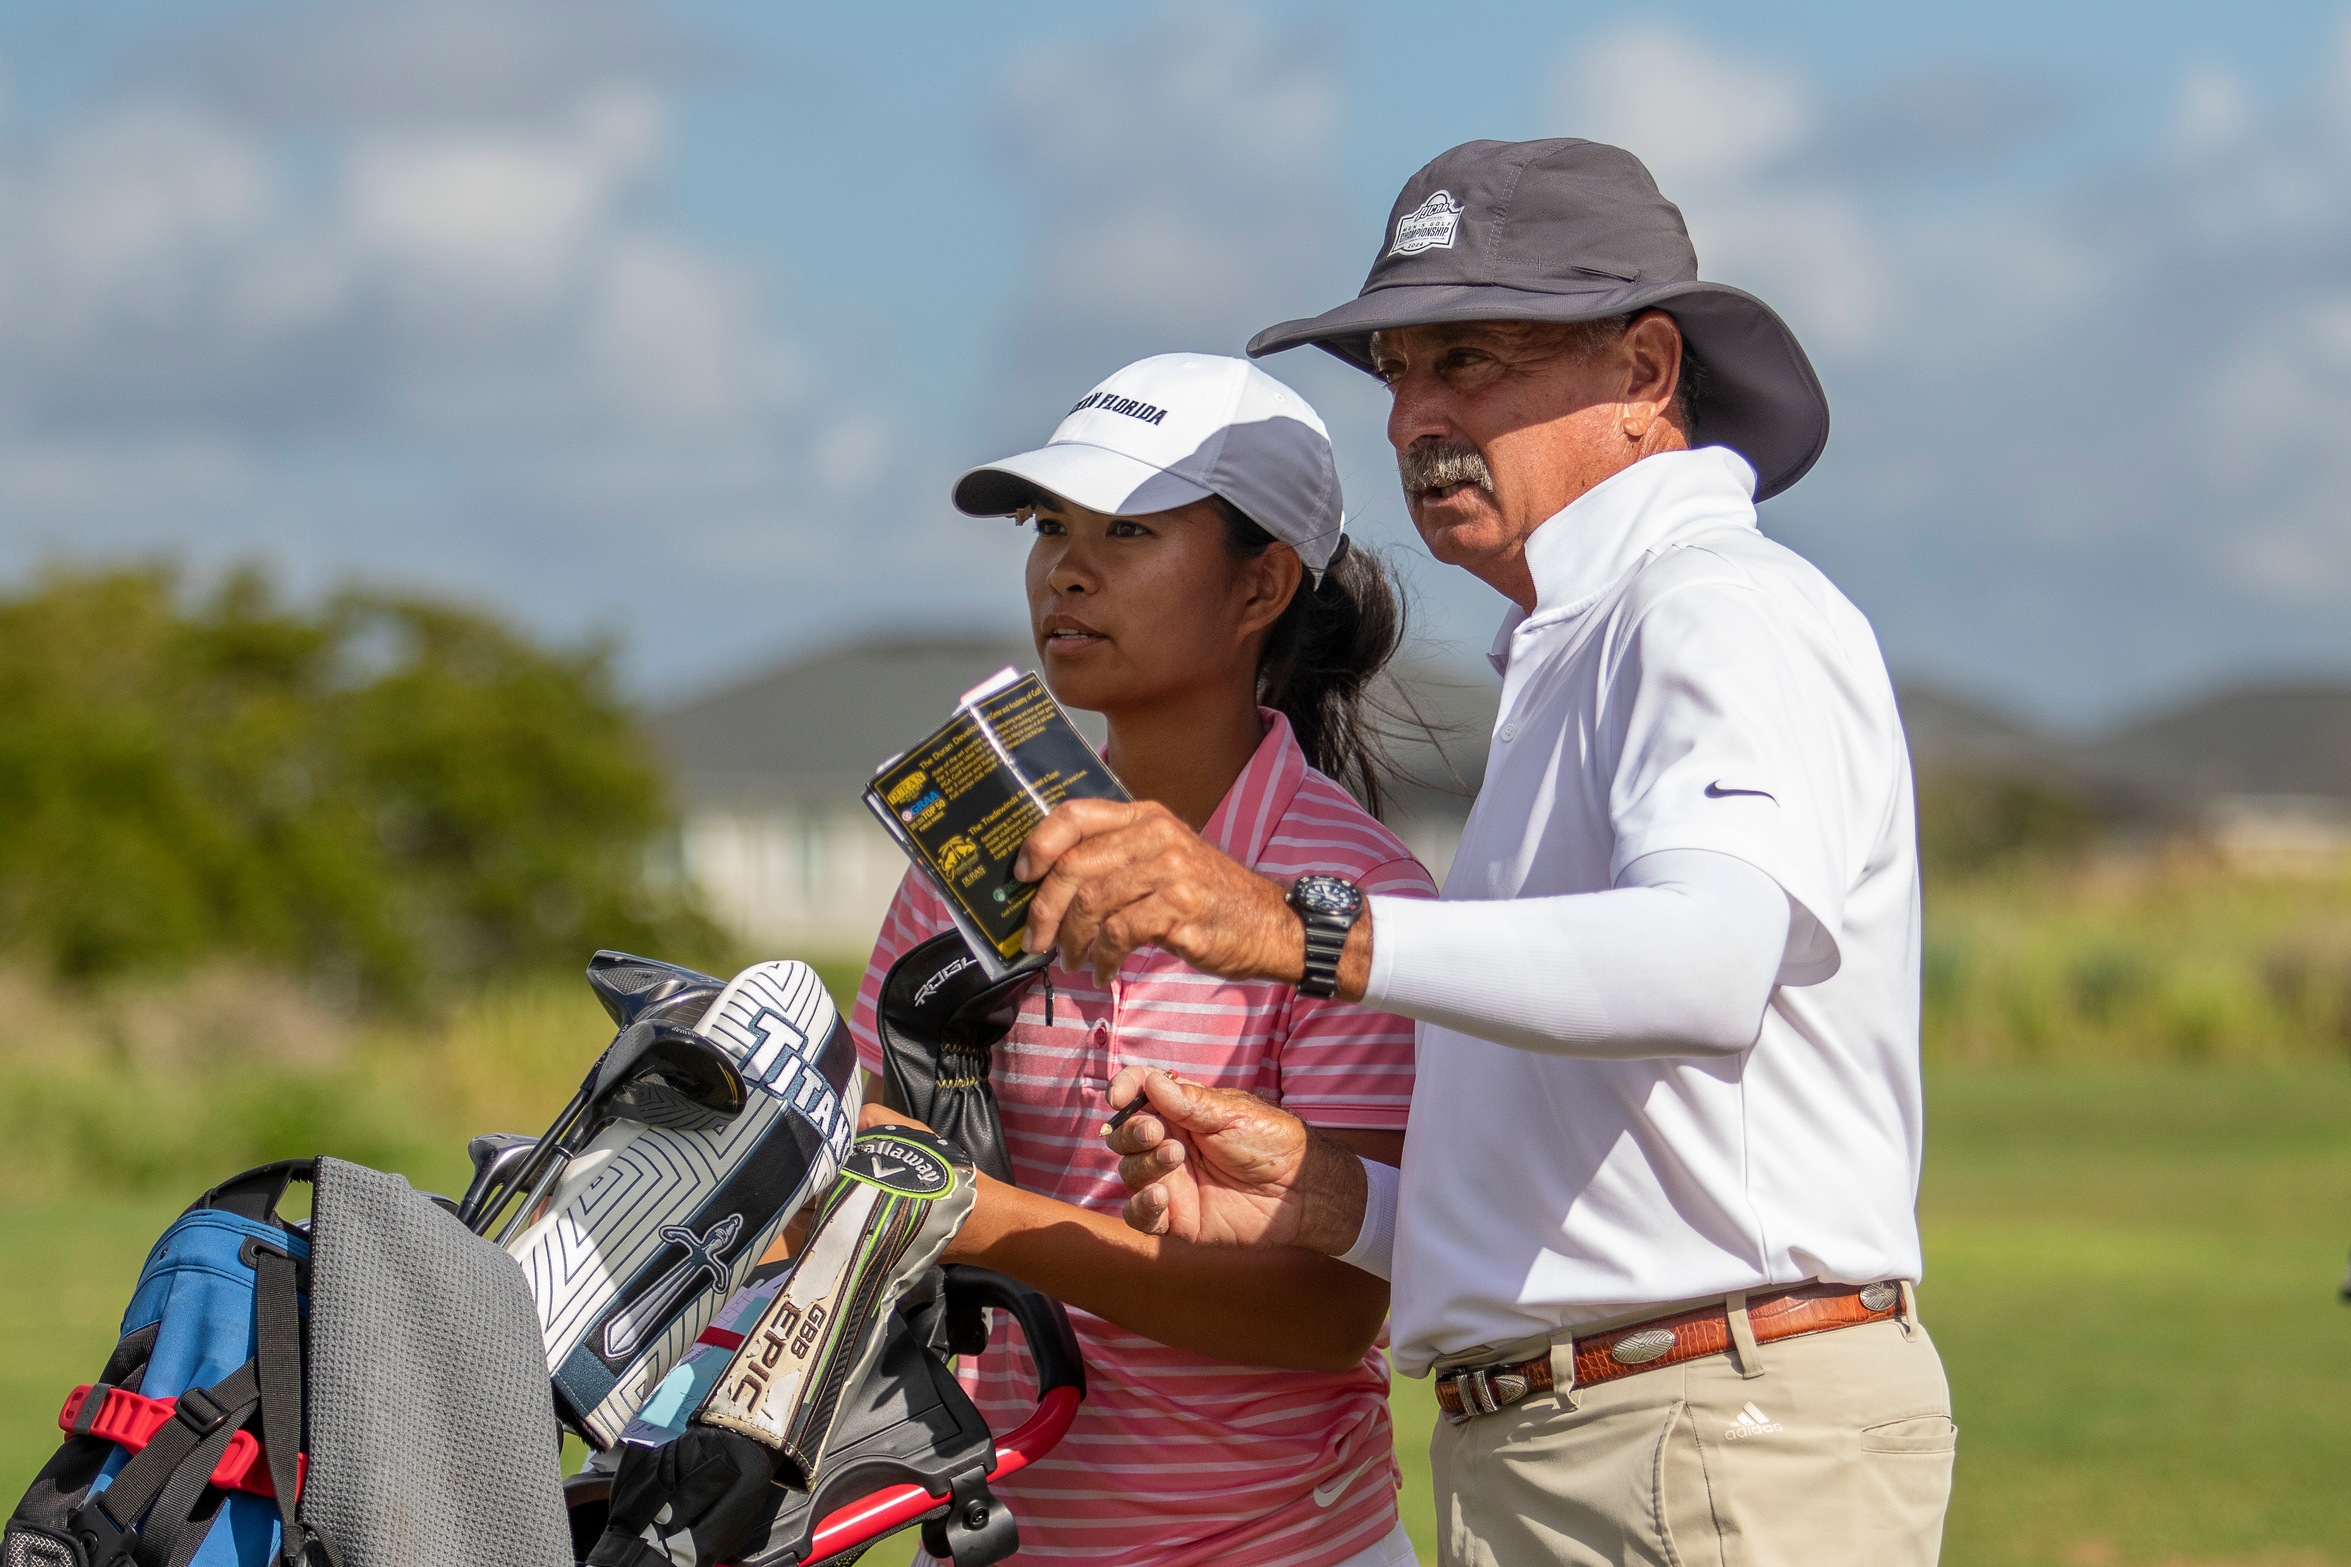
[98,1323,163,1394]
[67,1237,323,1567]
[70,1361,261,1567]
[250,1248,316,1567]
[129,1414,246,1567]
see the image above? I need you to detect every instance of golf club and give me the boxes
[596,1024,748,1132]
[470,1025,656,1238]
[459,956,728,1233]
[490,1022,749,1244]
[459,1132,538,1221]
[586,950,727,1030]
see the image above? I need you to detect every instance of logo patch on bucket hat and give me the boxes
[1389,191,1463,256]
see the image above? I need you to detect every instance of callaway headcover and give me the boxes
[877,931,1035,1184]
[589,1127,978,1567]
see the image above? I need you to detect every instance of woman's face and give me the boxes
[1023,495,1302,717]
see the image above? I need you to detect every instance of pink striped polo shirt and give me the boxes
[851,710,1434,1567]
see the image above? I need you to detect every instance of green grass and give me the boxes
[3,1068,2344,1566]
[1388,1067,2351,1566]
[1919,1068,2351,1566]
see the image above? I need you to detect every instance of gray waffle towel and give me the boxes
[303,1157,572,1567]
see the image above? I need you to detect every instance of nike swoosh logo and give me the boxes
[1312,1455,1379,1508]
[1704,781,1776,801]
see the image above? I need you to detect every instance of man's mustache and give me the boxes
[1398,441,1495,501]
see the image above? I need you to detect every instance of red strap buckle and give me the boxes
[59,1385,305,1501]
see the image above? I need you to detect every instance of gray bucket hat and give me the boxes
[1246,138,1830,501]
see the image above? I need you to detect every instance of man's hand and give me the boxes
[1016,799,1305,986]
[1102,1067,1366,1254]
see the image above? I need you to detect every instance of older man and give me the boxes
[1013,140,1951,1566]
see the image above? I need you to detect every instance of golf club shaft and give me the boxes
[492,1113,603,1244]
[467,1085,590,1233]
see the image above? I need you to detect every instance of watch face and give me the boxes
[1291,874,1360,919]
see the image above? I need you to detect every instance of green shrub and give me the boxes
[0,959,871,1198]
[1916,767,2104,880]
[0,565,721,1000]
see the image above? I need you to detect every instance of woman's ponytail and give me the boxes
[1217,501,1405,817]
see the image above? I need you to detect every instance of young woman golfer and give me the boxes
[851,354,1430,1567]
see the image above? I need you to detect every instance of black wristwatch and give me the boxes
[1287,874,1364,999]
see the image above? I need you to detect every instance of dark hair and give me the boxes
[1214,498,1404,816]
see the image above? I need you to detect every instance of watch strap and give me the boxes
[1290,875,1362,999]
[1299,918,1348,998]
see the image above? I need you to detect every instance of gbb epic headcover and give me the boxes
[591,1127,981,1567]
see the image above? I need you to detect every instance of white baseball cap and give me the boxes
[953,353,1346,577]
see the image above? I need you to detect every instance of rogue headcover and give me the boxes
[877,932,1035,1184]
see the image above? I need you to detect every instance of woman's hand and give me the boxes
[1103,1067,1366,1255]
[858,1101,928,1133]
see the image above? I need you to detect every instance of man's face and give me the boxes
[1371,317,1682,605]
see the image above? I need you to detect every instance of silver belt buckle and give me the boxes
[1446,1360,1530,1424]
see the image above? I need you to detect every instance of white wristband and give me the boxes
[1334,1155,1399,1281]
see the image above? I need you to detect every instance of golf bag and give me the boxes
[875,933,1039,1185]
[570,1128,1084,1567]
[489,955,860,1448]
[5,1158,571,1567]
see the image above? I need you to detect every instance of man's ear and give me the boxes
[1617,311,1685,438]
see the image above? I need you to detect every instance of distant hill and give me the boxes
[645,642,2351,946]
[2082,686,2351,807]
[1897,687,2066,781]
[652,636,1044,811]
[1897,680,2351,819]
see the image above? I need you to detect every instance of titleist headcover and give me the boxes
[509,959,859,1446]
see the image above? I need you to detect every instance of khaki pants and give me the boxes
[1430,1306,1955,1567]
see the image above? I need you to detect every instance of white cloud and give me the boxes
[1540,16,2351,719]
[1552,31,1893,353]
[2173,66,2252,160]
[983,6,1355,432]
[1556,28,1812,186]
[0,0,933,692]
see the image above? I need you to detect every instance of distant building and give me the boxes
[651,637,1498,954]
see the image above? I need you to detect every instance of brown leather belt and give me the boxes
[1434,1281,1904,1422]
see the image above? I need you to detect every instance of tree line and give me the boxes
[0,566,714,1004]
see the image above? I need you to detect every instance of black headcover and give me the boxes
[875,933,1036,1185]
[589,1426,775,1567]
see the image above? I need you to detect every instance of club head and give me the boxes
[593,1020,749,1133]
[586,951,727,1030]
[459,1134,538,1221]
[470,1131,536,1171]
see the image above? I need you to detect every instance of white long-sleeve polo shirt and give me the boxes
[1373,445,1926,1374]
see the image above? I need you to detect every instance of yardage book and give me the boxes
[865,668,1130,979]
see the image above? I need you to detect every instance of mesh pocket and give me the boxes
[2,1523,86,1567]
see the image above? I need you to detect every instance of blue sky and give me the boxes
[1,0,2349,726]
